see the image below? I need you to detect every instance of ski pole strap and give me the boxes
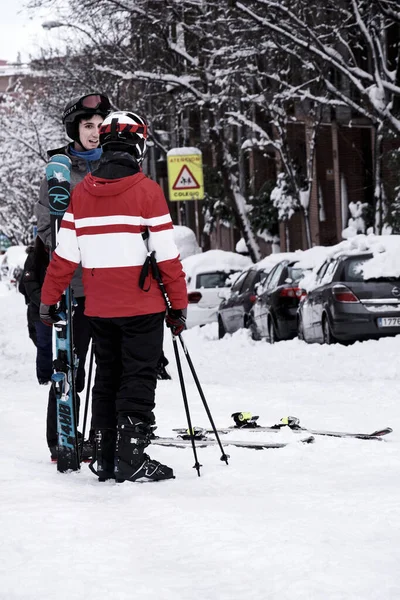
[139,251,172,311]
[150,253,172,311]
[138,253,152,292]
[138,250,161,292]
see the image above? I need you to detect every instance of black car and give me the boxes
[298,252,400,344]
[249,260,306,342]
[217,267,269,338]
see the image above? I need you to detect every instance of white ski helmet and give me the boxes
[99,111,148,163]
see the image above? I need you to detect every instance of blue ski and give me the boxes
[46,155,79,472]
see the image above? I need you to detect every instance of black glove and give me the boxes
[166,309,187,336]
[39,302,61,326]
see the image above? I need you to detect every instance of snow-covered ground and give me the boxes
[1,281,399,600]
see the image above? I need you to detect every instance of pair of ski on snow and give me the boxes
[151,413,392,450]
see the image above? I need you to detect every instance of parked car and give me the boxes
[217,267,270,338]
[297,252,400,344]
[182,250,252,328]
[249,260,307,342]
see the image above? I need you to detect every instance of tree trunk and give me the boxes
[373,124,384,234]
[209,116,261,263]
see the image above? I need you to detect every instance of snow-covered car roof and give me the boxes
[182,249,252,278]
[298,234,400,291]
[181,233,400,291]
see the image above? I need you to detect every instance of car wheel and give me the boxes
[249,313,261,341]
[322,315,335,345]
[297,315,304,341]
[268,318,278,344]
[218,316,226,339]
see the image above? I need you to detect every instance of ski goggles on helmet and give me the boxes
[63,93,111,123]
[99,122,148,138]
[80,94,109,110]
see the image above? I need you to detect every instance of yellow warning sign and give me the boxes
[167,148,204,201]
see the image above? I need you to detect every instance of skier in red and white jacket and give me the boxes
[40,111,187,483]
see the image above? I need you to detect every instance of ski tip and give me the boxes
[48,154,72,166]
[369,427,393,437]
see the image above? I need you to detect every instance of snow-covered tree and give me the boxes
[247,180,279,238]
[28,0,267,260]
[0,87,66,242]
[26,0,400,249]
[236,0,400,231]
[342,200,369,238]
[271,173,299,221]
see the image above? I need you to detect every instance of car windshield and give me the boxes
[343,258,370,282]
[196,271,232,288]
[288,267,304,282]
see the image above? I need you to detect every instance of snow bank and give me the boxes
[1,288,400,600]
[173,225,201,260]
[235,238,248,254]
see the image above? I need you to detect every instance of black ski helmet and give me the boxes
[62,92,111,143]
[99,111,148,163]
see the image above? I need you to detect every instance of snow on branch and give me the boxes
[168,41,199,67]
[236,0,400,134]
[226,111,281,150]
[94,65,206,100]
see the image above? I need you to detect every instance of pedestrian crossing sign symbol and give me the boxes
[172,165,200,190]
[167,147,204,201]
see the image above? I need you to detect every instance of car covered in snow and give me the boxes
[298,251,400,344]
[182,249,252,329]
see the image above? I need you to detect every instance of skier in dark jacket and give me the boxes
[40,111,187,483]
[19,237,52,384]
[35,92,112,460]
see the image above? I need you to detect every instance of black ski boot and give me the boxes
[90,429,117,482]
[115,420,174,483]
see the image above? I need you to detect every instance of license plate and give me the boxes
[377,317,400,327]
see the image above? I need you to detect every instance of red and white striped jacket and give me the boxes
[41,172,187,318]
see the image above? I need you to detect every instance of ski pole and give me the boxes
[144,251,229,466]
[80,341,95,462]
[145,254,202,474]
[176,334,229,464]
[171,335,202,476]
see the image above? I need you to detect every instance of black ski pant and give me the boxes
[89,312,165,430]
[34,320,53,383]
[27,308,37,347]
[46,297,92,448]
